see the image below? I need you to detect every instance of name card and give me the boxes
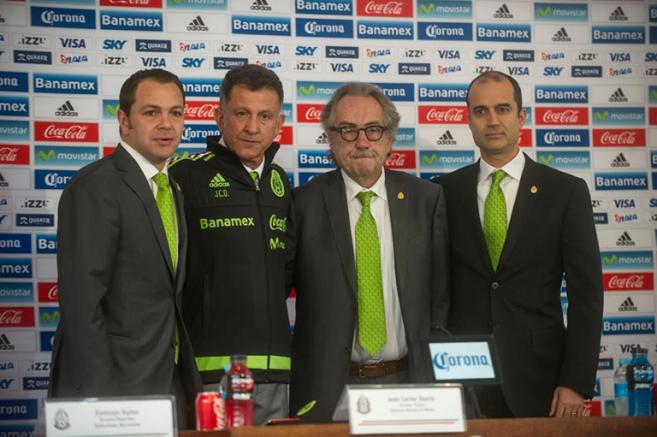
[45,396,176,437]
[334,384,465,435]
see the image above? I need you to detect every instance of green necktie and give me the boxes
[484,169,507,271]
[249,171,260,189]
[152,172,179,364]
[355,191,386,357]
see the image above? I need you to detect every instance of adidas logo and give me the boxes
[618,296,637,312]
[493,3,513,19]
[208,172,230,189]
[611,153,630,168]
[436,130,456,146]
[251,0,272,11]
[0,334,14,351]
[55,100,78,117]
[609,6,627,21]
[616,231,635,246]
[552,27,571,42]
[315,132,329,144]
[609,87,627,103]
[187,16,208,32]
[0,173,7,188]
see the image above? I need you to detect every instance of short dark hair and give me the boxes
[119,69,184,115]
[220,64,284,104]
[466,70,523,114]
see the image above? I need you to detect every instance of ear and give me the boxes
[215,104,225,131]
[118,109,130,137]
[519,108,527,128]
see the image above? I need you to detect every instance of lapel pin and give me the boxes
[530,185,538,194]
[397,192,405,200]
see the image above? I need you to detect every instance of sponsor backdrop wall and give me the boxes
[0,0,655,430]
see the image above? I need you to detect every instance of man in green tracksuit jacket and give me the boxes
[169,65,293,425]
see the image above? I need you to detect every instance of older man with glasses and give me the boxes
[289,81,450,422]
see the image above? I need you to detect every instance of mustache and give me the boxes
[348,150,379,159]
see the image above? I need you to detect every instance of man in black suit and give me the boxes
[49,69,201,427]
[434,71,603,418]
[290,82,450,422]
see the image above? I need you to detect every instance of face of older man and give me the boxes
[327,95,393,188]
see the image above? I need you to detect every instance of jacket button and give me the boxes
[491,282,500,290]
[344,347,351,353]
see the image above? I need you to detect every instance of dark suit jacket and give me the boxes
[435,155,603,417]
[290,169,450,422]
[49,145,201,406]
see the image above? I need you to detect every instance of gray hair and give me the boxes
[320,82,400,139]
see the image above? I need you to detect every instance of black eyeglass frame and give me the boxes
[329,125,388,142]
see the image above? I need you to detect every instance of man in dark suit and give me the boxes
[49,69,201,428]
[290,82,450,422]
[434,71,603,418]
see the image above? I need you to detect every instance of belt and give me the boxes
[350,357,408,378]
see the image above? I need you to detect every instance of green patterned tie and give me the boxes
[355,191,386,357]
[484,169,507,271]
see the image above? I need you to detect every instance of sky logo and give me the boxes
[0,96,29,117]
[0,72,28,92]
[535,85,588,103]
[31,6,96,29]
[476,23,531,42]
[33,73,97,95]
[181,77,221,97]
[298,150,334,169]
[419,151,475,170]
[0,234,31,254]
[34,146,98,166]
[373,83,414,102]
[592,107,644,126]
[602,316,655,335]
[34,170,76,190]
[296,18,352,38]
[297,81,341,101]
[36,234,56,254]
[233,16,291,36]
[536,129,589,147]
[592,26,645,44]
[0,120,30,142]
[417,0,472,19]
[601,251,653,270]
[418,84,467,102]
[534,3,588,21]
[100,10,163,32]
[595,172,648,191]
[0,283,34,303]
[536,151,590,170]
[295,0,352,15]
[357,21,413,40]
[0,259,32,278]
[418,22,472,40]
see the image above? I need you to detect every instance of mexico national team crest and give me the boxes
[270,169,285,198]
[54,408,71,430]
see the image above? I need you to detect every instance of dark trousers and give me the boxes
[172,365,192,429]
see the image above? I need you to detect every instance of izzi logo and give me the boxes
[418,22,472,41]
[602,317,655,335]
[296,18,352,38]
[31,6,96,29]
[358,21,413,40]
[234,16,291,36]
[100,10,163,32]
[298,150,333,169]
[0,234,31,254]
[476,23,531,42]
[592,26,645,44]
[0,96,29,117]
[295,0,352,15]
[536,151,590,170]
[0,72,29,93]
[534,3,588,21]
[418,84,467,102]
[33,73,97,95]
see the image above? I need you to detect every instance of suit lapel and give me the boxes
[497,155,541,271]
[114,145,176,280]
[465,163,494,275]
[172,177,186,298]
[385,170,408,296]
[322,171,357,296]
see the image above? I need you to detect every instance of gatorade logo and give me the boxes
[270,169,285,198]
[208,172,230,188]
[269,214,286,232]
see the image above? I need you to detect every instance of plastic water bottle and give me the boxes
[223,355,255,427]
[613,357,631,416]
[627,348,654,416]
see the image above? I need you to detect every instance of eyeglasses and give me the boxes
[329,125,387,142]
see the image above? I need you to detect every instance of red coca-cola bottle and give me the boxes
[223,355,254,427]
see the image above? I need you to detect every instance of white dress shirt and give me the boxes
[342,169,408,363]
[217,136,265,178]
[477,151,526,227]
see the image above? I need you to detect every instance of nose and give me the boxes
[158,112,173,129]
[354,129,369,148]
[486,110,500,125]
[245,114,258,133]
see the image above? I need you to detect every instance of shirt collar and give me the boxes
[341,168,387,203]
[120,140,169,181]
[218,136,265,178]
[478,150,525,184]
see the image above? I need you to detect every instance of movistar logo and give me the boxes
[538,154,554,165]
[104,102,119,116]
[594,110,609,121]
[209,172,230,188]
[269,236,285,250]
[37,149,56,162]
[298,84,315,96]
[269,214,286,232]
[200,216,254,229]
[602,255,617,266]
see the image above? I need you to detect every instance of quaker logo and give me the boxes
[419,151,475,170]
[234,16,291,36]
[140,57,167,68]
[101,55,130,66]
[368,63,391,74]
[13,50,52,65]
[15,35,49,48]
[329,62,355,73]
[39,307,59,328]
[436,49,461,59]
[38,282,58,303]
[298,150,334,169]
[399,63,430,75]
[250,0,272,11]
[506,66,530,77]
[535,85,588,103]
[536,107,587,126]
[136,39,171,53]
[0,234,31,254]
[55,100,78,117]
[593,213,608,225]
[100,10,163,32]
[592,129,645,147]
[31,6,96,29]
[295,0,352,15]
[102,39,128,50]
[181,57,206,69]
[474,50,496,60]
[541,51,565,61]
[373,83,414,102]
[608,67,633,77]
[0,283,33,303]
[34,170,76,190]
[601,251,653,270]
[23,376,49,391]
[418,22,472,41]
[534,2,588,22]
[593,107,644,126]
[0,260,32,279]
[214,57,248,70]
[0,399,38,420]
[0,72,28,93]
[552,27,571,42]
[543,66,564,77]
[418,84,467,102]
[295,45,318,56]
[595,173,648,191]
[608,6,628,22]
[358,21,413,40]
[535,129,589,147]
[181,77,221,97]
[0,96,29,117]
[536,151,590,170]
[33,73,97,95]
[16,214,55,227]
[476,23,531,42]
[40,331,54,352]
[504,50,534,62]
[592,26,645,44]
[326,46,358,58]
[572,66,603,78]
[384,151,416,170]
[598,357,613,371]
[181,124,220,144]
[602,317,655,335]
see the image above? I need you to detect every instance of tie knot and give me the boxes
[491,169,507,187]
[152,172,170,189]
[356,191,375,208]
[249,171,259,183]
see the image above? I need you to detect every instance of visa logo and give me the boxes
[474,50,495,60]
[368,63,391,73]
[103,39,128,50]
[507,66,529,76]
[544,66,564,76]
[330,63,354,73]
[610,52,631,62]
[437,49,460,59]
[295,46,318,56]
[59,38,86,49]
[181,57,205,68]
[141,57,167,67]
[256,45,280,55]
[614,199,636,208]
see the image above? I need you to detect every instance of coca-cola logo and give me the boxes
[424,107,466,123]
[541,110,581,124]
[603,273,653,291]
[38,282,59,303]
[593,129,645,147]
[0,147,19,163]
[601,132,636,145]
[365,1,403,15]
[45,125,87,140]
[35,122,99,143]
[0,307,34,327]
[385,151,415,169]
[184,102,218,120]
